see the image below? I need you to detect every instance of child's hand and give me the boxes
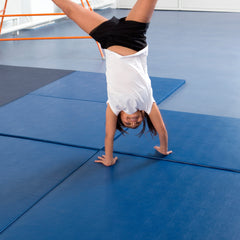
[95,155,118,167]
[154,146,172,156]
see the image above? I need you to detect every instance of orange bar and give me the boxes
[85,0,93,11]
[0,36,92,41]
[80,0,85,8]
[0,0,9,34]
[0,13,66,17]
[0,0,104,58]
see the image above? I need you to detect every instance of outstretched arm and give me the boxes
[95,104,118,166]
[51,0,107,34]
[149,103,172,155]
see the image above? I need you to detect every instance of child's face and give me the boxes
[120,110,144,129]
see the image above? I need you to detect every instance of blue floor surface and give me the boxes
[1,152,240,240]
[0,135,97,233]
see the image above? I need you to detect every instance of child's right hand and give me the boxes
[95,155,118,167]
[154,146,172,156]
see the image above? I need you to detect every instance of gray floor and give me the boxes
[1,8,240,118]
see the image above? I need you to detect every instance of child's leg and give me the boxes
[126,0,158,23]
[108,0,158,55]
[52,0,107,34]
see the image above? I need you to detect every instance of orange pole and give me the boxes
[0,36,92,41]
[0,0,104,58]
[80,0,86,8]
[82,0,104,58]
[96,42,105,59]
[0,13,66,17]
[0,0,8,34]
[85,0,93,11]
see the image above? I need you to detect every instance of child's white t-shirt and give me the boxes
[105,46,155,116]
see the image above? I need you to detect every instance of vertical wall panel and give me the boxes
[117,0,179,10]
[182,0,240,11]
[117,0,240,12]
[0,0,22,14]
[156,0,179,10]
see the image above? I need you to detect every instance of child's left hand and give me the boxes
[154,146,172,156]
[95,155,118,167]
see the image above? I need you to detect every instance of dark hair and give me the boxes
[116,111,157,137]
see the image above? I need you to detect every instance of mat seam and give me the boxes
[1,133,240,174]
[0,133,100,151]
[113,150,240,174]
[0,149,101,235]
[28,93,106,103]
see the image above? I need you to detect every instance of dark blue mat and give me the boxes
[1,152,240,240]
[0,95,106,149]
[0,135,97,233]
[114,110,240,172]
[30,71,185,104]
[0,65,73,106]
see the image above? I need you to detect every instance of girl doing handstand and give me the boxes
[51,0,172,166]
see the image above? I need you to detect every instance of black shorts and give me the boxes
[89,16,149,51]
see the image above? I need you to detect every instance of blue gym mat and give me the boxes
[0,135,97,233]
[0,95,106,149]
[30,71,185,104]
[114,110,240,172]
[1,152,240,240]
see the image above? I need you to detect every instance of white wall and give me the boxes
[1,0,61,34]
[181,0,240,12]
[117,0,179,10]
[1,0,22,14]
[0,0,115,34]
[117,0,240,12]
[156,0,179,10]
